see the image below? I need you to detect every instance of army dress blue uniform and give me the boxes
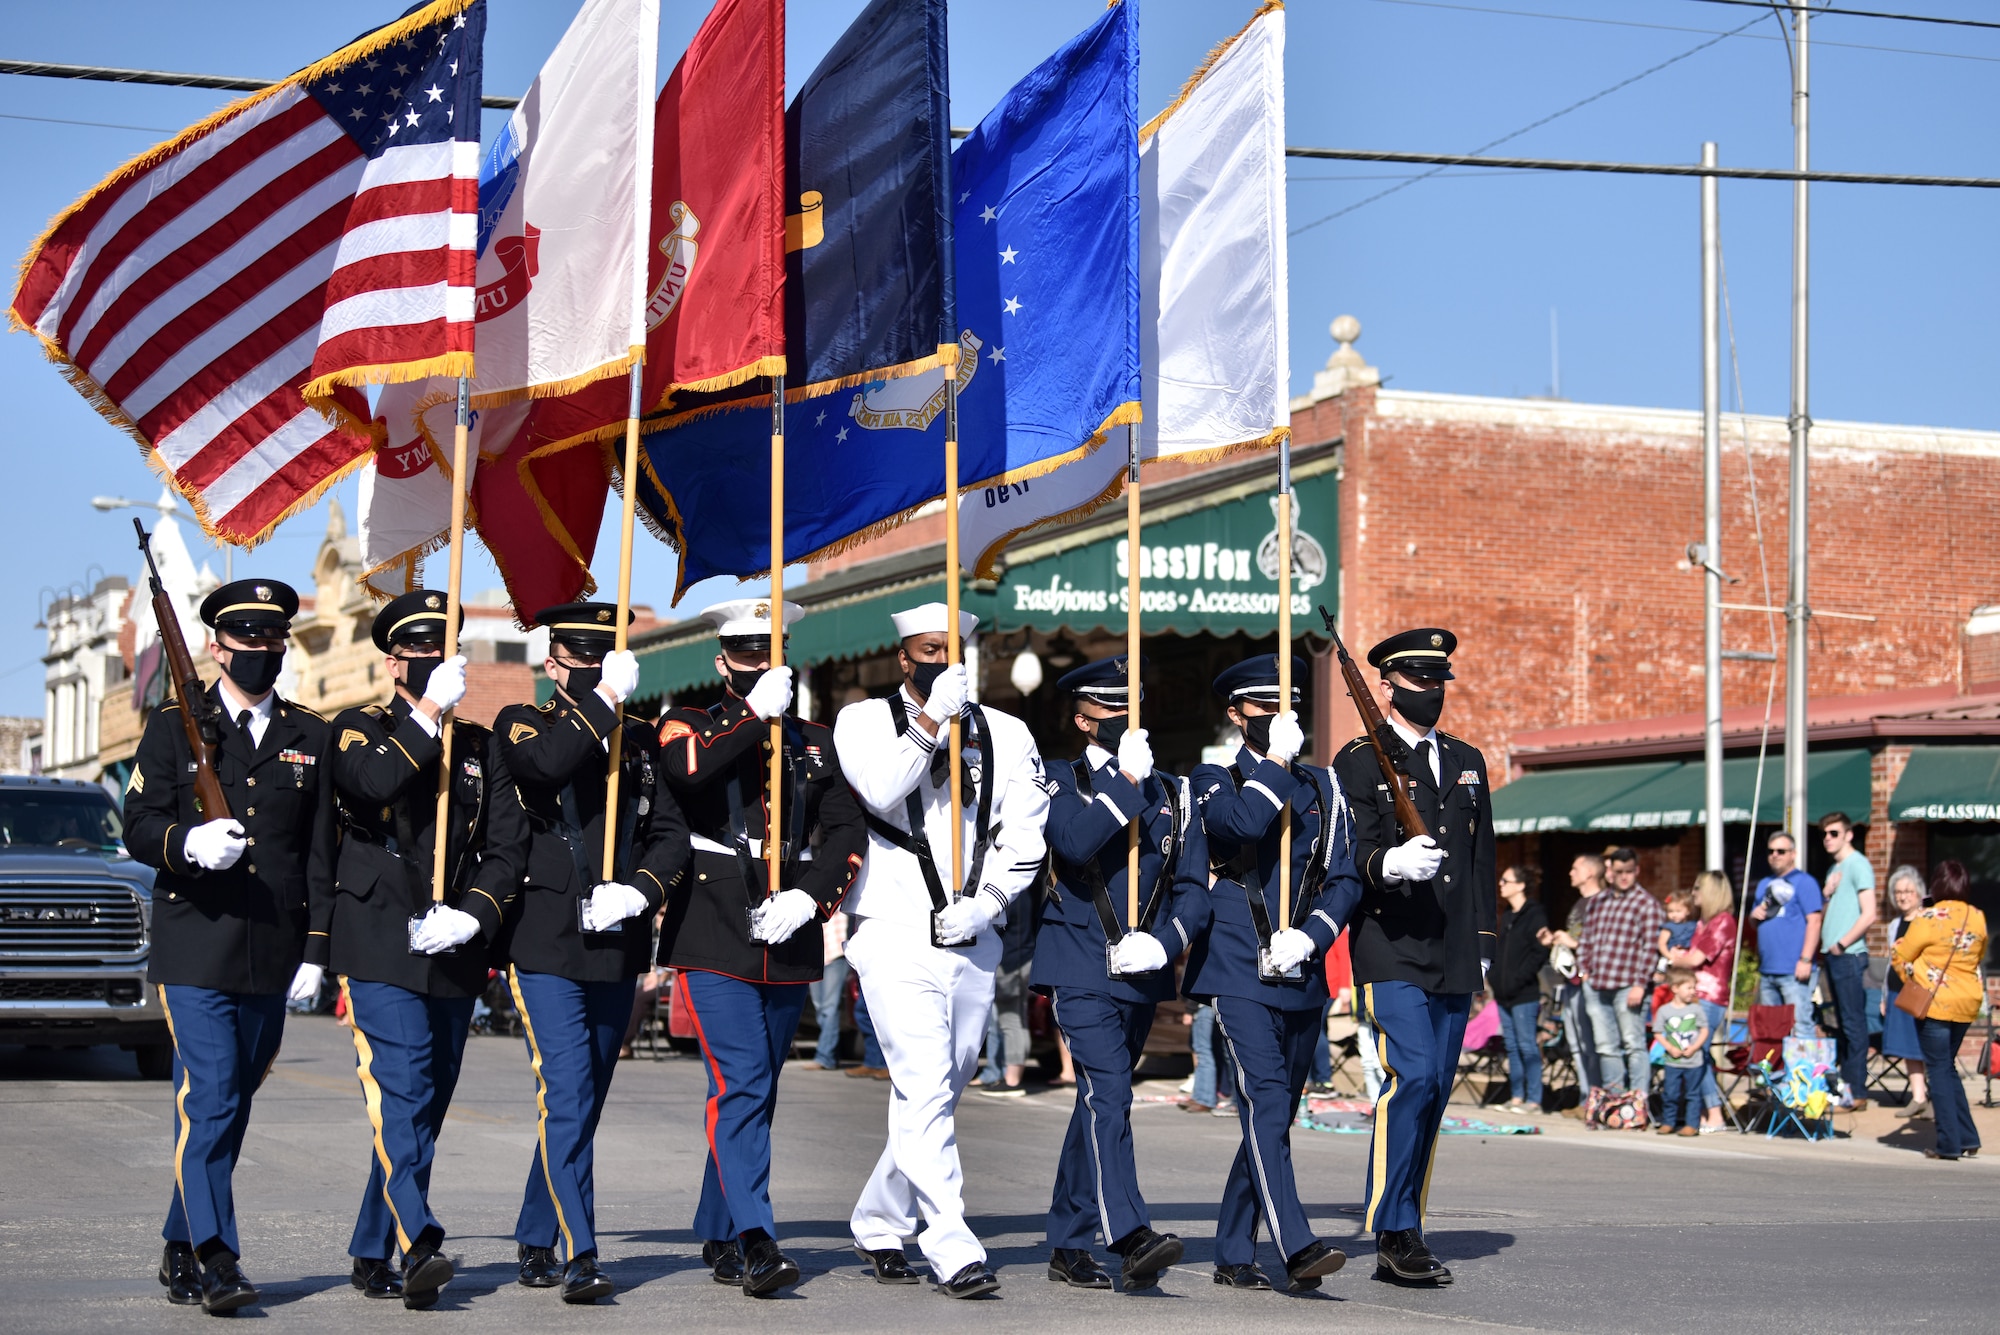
[1034,657,1211,1292]
[121,579,335,1312]
[320,591,530,1304]
[1184,655,1362,1292]
[494,604,690,1301]
[1329,629,1495,1286]
[654,599,867,1295]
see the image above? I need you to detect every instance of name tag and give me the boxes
[1457,770,1480,786]
[279,749,316,766]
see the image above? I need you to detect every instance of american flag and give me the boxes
[10,0,484,547]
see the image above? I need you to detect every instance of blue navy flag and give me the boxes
[639,0,1139,598]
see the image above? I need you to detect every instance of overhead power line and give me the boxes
[1285,145,2000,188]
[0,58,520,107]
[1679,0,2000,32]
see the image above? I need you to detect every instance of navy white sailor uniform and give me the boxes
[494,684,690,1263]
[123,686,336,1261]
[1183,746,1362,1270]
[1034,746,1211,1254]
[1332,726,1495,1235]
[324,695,528,1264]
[656,692,866,1245]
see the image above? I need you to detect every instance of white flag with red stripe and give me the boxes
[10,0,484,547]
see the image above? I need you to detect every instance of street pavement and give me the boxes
[2,1016,1996,1332]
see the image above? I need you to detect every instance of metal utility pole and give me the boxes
[1783,3,1811,849]
[1700,142,1724,871]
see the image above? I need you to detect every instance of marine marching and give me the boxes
[10,0,1499,1316]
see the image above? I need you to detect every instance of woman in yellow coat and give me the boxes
[1891,860,1988,1161]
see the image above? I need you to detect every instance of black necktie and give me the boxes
[1415,739,1433,786]
[237,710,253,745]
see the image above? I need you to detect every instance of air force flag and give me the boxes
[637,0,1139,598]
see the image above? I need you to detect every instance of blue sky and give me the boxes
[2,0,1995,713]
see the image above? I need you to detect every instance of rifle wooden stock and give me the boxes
[135,521,230,822]
[1317,604,1426,842]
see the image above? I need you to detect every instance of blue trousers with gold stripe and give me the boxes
[508,968,634,1260]
[1213,996,1323,1267]
[1047,988,1156,1251]
[157,986,286,1258]
[681,970,810,1242]
[1360,981,1470,1234]
[339,979,474,1260]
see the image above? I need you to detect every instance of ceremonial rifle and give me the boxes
[1317,603,1427,841]
[135,519,230,821]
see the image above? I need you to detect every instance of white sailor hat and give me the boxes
[890,601,979,640]
[701,598,803,647]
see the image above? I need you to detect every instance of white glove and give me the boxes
[1110,931,1168,974]
[919,663,970,724]
[1264,928,1315,974]
[581,881,649,932]
[1382,834,1445,883]
[287,962,324,1005]
[1116,727,1153,782]
[184,818,247,871]
[744,666,795,721]
[751,888,818,944]
[420,654,467,713]
[1265,710,1304,766]
[411,904,482,955]
[597,649,640,705]
[933,893,999,945]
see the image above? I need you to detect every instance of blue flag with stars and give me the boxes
[637,0,1139,599]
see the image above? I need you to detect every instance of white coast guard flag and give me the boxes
[468,0,656,403]
[357,378,528,596]
[959,2,1289,574]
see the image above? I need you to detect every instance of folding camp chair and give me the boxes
[1721,1005,1796,1132]
[1747,1038,1835,1141]
[1452,1034,1511,1107]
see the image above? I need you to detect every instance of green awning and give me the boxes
[1890,746,2000,822]
[1492,762,1680,835]
[628,579,1001,700]
[1495,748,1875,836]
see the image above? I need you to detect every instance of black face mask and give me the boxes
[1090,713,1129,753]
[398,654,442,698]
[725,666,763,698]
[1392,682,1447,730]
[562,665,603,699]
[223,647,283,697]
[908,658,948,699]
[1241,713,1273,753]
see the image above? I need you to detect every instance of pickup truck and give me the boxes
[0,774,170,1077]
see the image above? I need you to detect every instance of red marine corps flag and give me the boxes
[10,0,485,546]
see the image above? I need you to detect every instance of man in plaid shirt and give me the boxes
[1576,848,1667,1096]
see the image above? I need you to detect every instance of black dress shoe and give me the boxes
[517,1243,562,1288]
[854,1245,921,1284]
[1047,1248,1113,1289]
[200,1257,260,1314]
[1284,1239,1347,1292]
[158,1243,201,1305]
[1117,1229,1183,1290]
[1375,1228,1452,1285]
[741,1235,801,1297]
[561,1253,615,1304]
[938,1261,1001,1299]
[1213,1262,1273,1290]
[401,1243,453,1309]
[350,1256,404,1299]
[703,1239,746,1284]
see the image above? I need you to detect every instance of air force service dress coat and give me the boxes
[125,685,337,994]
[321,695,528,995]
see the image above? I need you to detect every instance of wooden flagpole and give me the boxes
[945,372,963,899]
[767,373,785,900]
[1276,439,1294,929]
[601,364,643,880]
[1125,423,1141,929]
[430,375,471,903]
